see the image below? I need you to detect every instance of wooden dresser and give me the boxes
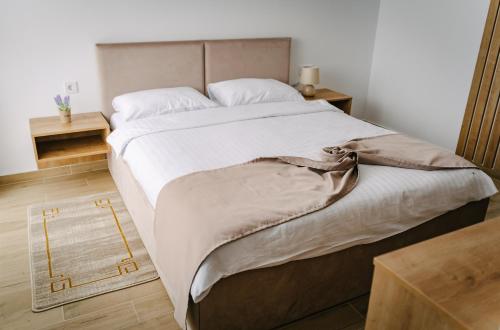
[366,218,500,330]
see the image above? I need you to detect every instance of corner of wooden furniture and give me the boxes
[29,112,110,169]
[305,88,353,115]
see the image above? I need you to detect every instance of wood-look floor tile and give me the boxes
[43,173,114,200]
[84,170,116,190]
[41,302,138,330]
[0,288,64,330]
[0,181,46,209]
[0,225,30,294]
[0,224,28,251]
[43,178,90,201]
[75,170,116,195]
[0,166,70,186]
[0,275,30,298]
[63,279,165,320]
[0,206,28,225]
[132,287,174,323]
[0,237,27,281]
[124,315,181,330]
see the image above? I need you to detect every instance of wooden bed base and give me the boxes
[108,155,489,330]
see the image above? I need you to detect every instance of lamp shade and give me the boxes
[300,65,320,85]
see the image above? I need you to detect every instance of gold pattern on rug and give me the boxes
[42,198,139,293]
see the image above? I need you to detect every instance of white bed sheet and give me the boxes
[110,112,126,130]
[107,100,497,303]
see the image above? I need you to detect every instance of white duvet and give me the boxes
[107,100,497,303]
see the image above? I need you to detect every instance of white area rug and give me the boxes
[28,192,158,311]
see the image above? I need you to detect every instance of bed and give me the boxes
[97,38,496,329]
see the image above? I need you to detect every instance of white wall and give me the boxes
[0,0,381,175]
[364,0,489,150]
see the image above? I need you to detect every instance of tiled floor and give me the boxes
[0,170,497,329]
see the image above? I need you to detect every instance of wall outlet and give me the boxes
[64,81,79,94]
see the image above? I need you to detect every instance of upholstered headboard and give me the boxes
[204,38,291,87]
[96,41,205,119]
[96,38,291,119]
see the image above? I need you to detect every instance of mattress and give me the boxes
[107,100,497,302]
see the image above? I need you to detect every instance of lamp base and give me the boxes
[301,84,316,97]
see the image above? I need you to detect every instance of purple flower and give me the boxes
[63,95,70,107]
[54,94,63,106]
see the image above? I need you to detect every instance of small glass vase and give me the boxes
[59,109,71,124]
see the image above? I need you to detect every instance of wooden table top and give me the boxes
[374,218,500,329]
[304,88,352,102]
[30,112,108,137]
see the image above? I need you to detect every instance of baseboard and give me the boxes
[0,159,108,186]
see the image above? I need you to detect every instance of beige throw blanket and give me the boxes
[153,133,475,327]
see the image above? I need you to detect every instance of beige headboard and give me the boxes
[96,41,205,119]
[204,38,291,87]
[97,38,291,119]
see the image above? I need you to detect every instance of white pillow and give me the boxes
[112,87,218,121]
[207,78,304,107]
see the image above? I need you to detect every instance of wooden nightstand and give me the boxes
[30,112,110,169]
[304,88,352,115]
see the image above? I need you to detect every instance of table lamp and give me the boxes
[300,65,320,97]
